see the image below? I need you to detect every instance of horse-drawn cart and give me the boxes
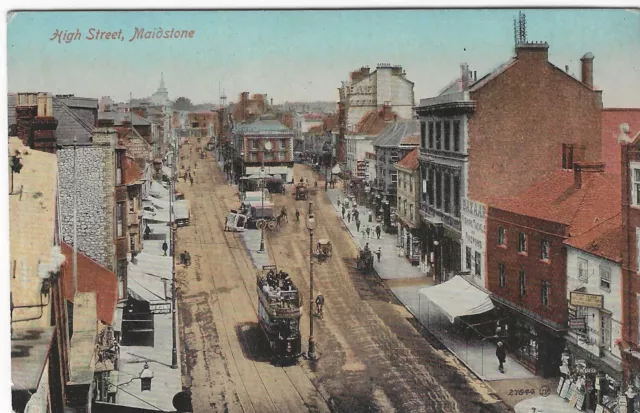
[316,239,332,261]
[356,247,374,272]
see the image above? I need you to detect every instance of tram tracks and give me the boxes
[177,151,332,413]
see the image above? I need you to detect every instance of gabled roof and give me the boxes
[490,170,621,238]
[564,213,623,263]
[372,119,420,147]
[354,108,399,136]
[61,242,118,325]
[53,97,96,145]
[396,147,419,170]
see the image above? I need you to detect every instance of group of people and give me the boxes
[181,164,195,186]
[263,269,296,298]
[361,242,382,263]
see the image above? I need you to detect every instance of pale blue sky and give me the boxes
[7,9,640,107]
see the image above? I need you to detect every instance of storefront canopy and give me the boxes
[418,276,494,323]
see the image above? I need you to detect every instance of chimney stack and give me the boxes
[382,103,393,121]
[574,161,605,189]
[574,163,583,189]
[460,63,470,90]
[580,53,594,89]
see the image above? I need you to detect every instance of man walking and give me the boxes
[375,247,381,262]
[342,206,346,219]
[496,341,506,373]
[366,226,371,239]
[375,224,381,239]
[347,211,351,223]
[356,219,361,232]
[295,209,300,222]
[162,240,168,256]
[368,211,373,223]
[189,174,194,186]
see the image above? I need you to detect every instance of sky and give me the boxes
[6,9,640,107]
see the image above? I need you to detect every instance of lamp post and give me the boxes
[170,129,178,369]
[307,201,317,361]
[258,141,273,254]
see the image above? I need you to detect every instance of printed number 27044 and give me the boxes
[508,389,536,396]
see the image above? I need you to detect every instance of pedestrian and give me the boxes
[356,219,361,232]
[376,224,381,239]
[337,198,341,208]
[183,173,188,183]
[376,247,381,262]
[295,209,300,222]
[162,240,168,256]
[190,175,194,186]
[366,226,371,238]
[341,206,346,219]
[368,211,373,223]
[496,341,506,373]
[347,211,351,223]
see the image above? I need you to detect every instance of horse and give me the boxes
[279,208,288,222]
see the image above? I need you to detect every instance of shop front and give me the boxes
[396,216,421,266]
[558,339,625,412]
[418,216,462,284]
[491,296,566,378]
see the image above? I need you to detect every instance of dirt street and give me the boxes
[175,142,510,413]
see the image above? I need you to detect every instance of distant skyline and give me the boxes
[7,9,640,107]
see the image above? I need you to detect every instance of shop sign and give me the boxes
[150,302,172,314]
[569,318,586,329]
[570,292,604,309]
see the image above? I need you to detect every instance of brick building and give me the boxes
[487,163,619,377]
[416,40,603,285]
[395,148,421,265]
[602,108,640,174]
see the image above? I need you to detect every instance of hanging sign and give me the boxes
[570,292,604,308]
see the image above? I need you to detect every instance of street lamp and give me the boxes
[307,201,318,361]
[258,141,273,254]
[170,130,178,369]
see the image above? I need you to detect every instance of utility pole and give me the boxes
[307,201,317,361]
[170,125,178,369]
[72,136,78,295]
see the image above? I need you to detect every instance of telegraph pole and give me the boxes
[170,126,178,369]
[307,201,317,361]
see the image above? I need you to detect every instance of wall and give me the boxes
[566,247,622,359]
[468,48,603,201]
[487,207,568,325]
[461,198,487,288]
[58,146,114,269]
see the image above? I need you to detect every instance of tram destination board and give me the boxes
[150,302,172,314]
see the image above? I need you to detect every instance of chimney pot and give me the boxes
[580,53,594,89]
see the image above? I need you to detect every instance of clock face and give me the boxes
[264,141,273,150]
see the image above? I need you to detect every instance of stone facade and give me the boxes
[58,145,115,270]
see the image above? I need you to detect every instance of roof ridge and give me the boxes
[566,173,595,232]
[54,97,94,133]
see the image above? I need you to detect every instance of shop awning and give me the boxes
[418,276,494,323]
[332,164,341,174]
[127,252,172,303]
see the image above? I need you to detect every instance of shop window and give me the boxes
[474,252,481,277]
[465,246,472,271]
[435,121,442,150]
[600,312,612,351]
[498,227,506,246]
[600,266,611,292]
[518,232,527,253]
[541,280,550,307]
[540,239,550,260]
[578,257,589,281]
[498,263,505,287]
[444,121,451,151]
[420,122,427,148]
[428,122,434,149]
[519,270,527,296]
[453,120,461,152]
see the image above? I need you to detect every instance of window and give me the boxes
[250,153,258,162]
[444,121,451,151]
[562,144,574,170]
[116,202,125,237]
[409,177,413,192]
[435,170,442,209]
[115,151,123,185]
[129,195,135,213]
[391,173,398,184]
[420,122,427,148]
[117,259,127,300]
[409,204,413,220]
[453,120,461,152]
[498,263,505,287]
[518,232,527,253]
[453,176,461,217]
[519,270,527,296]
[633,167,640,206]
[252,139,258,149]
[279,139,286,149]
[541,281,550,306]
[541,240,550,260]
[443,172,451,213]
[465,247,472,271]
[129,233,136,252]
[578,257,589,281]
[428,169,434,206]
[600,312,612,350]
[600,266,611,292]
[435,121,442,150]
[474,252,481,277]
[498,227,506,246]
[428,122,434,149]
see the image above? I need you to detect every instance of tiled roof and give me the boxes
[354,108,399,136]
[396,147,419,170]
[98,111,151,126]
[307,124,324,135]
[490,170,621,237]
[53,97,96,145]
[601,108,640,174]
[372,119,420,147]
[234,119,293,134]
[564,213,623,263]
[123,155,144,185]
[61,242,118,325]
[401,134,420,146]
[9,137,60,329]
